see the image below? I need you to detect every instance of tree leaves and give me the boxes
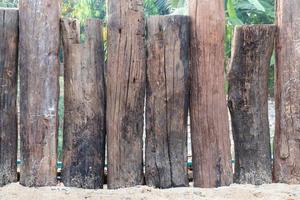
[227,0,243,25]
[248,0,265,11]
[144,0,187,16]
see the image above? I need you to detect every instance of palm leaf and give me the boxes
[248,0,265,12]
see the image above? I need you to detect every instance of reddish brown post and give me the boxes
[106,0,146,189]
[0,8,18,187]
[189,0,233,187]
[228,25,276,185]
[19,0,61,186]
[61,18,106,189]
[145,15,189,189]
[274,0,300,183]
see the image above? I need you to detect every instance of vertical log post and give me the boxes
[107,0,146,189]
[19,0,61,186]
[145,15,189,189]
[274,0,300,183]
[61,18,106,189]
[189,0,233,187]
[0,8,18,187]
[228,25,276,185]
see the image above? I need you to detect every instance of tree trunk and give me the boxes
[61,18,106,189]
[19,0,61,186]
[145,15,189,189]
[107,0,146,189]
[0,8,18,187]
[228,25,276,185]
[274,0,300,183]
[189,0,233,187]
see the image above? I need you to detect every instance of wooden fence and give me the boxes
[0,0,300,189]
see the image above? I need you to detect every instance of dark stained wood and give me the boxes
[274,0,300,184]
[189,0,233,187]
[228,25,276,185]
[145,15,189,189]
[107,0,146,189]
[61,18,106,189]
[0,8,18,187]
[19,0,61,186]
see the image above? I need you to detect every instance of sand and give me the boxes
[0,100,288,200]
[0,183,300,200]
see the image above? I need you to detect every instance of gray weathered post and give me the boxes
[274,0,300,184]
[106,0,146,189]
[0,8,19,187]
[61,18,106,189]
[19,0,61,186]
[228,25,276,185]
[145,15,190,189]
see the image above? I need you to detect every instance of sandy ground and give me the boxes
[0,183,300,200]
[0,102,277,200]
[3,103,277,200]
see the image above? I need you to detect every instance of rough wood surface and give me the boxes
[0,8,18,187]
[274,0,300,183]
[189,0,233,187]
[61,18,106,189]
[107,0,146,189]
[228,25,276,185]
[19,0,61,187]
[145,15,189,189]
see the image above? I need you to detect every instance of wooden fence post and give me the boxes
[61,18,106,189]
[274,0,300,183]
[189,0,233,187]
[19,0,61,186]
[107,0,146,189]
[0,8,18,187]
[228,25,276,185]
[145,15,189,189]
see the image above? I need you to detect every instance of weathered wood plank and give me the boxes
[19,0,61,186]
[145,15,189,189]
[228,25,276,185]
[274,0,300,183]
[107,0,146,189]
[189,0,233,187]
[0,8,19,187]
[61,18,106,189]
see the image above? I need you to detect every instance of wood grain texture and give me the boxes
[274,0,300,183]
[145,15,189,189]
[19,0,61,187]
[0,8,18,187]
[61,18,106,189]
[189,0,233,187]
[107,0,146,189]
[228,25,276,185]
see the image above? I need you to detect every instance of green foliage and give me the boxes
[0,0,18,7]
[144,0,187,16]
[144,0,160,15]
[225,0,275,57]
[62,0,106,22]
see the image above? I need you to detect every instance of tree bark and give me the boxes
[107,0,146,189]
[145,15,189,189]
[274,0,300,183]
[228,25,276,185]
[189,0,233,187]
[19,0,61,186]
[0,8,18,187]
[61,18,106,189]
